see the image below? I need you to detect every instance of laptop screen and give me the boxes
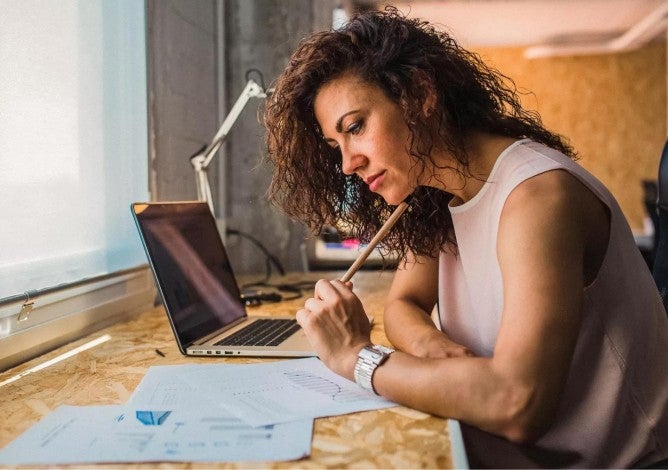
[132,202,246,347]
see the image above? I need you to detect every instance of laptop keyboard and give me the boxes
[214,319,301,347]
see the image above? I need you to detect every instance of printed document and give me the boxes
[130,357,396,427]
[0,403,312,465]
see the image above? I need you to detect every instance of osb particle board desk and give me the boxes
[0,270,466,468]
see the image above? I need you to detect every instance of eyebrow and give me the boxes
[335,110,361,133]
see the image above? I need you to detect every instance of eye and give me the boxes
[346,119,364,135]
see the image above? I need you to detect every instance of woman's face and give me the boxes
[313,73,417,206]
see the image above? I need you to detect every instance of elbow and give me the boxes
[494,384,554,445]
[502,421,548,446]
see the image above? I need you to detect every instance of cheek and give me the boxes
[387,144,414,176]
[386,166,417,199]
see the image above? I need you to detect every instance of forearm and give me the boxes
[299,281,553,443]
[384,299,473,358]
[371,352,539,443]
[384,298,439,352]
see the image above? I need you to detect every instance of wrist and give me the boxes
[345,343,372,380]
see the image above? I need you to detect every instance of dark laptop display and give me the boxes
[131,202,315,357]
[134,202,245,347]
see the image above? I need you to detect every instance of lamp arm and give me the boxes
[201,79,268,168]
[190,78,272,213]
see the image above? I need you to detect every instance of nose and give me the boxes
[340,145,366,176]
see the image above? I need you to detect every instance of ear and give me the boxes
[412,70,438,117]
[423,88,437,118]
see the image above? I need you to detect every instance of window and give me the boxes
[0,0,155,370]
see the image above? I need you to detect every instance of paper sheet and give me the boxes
[130,357,396,427]
[0,403,312,465]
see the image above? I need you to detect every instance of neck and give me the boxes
[423,133,518,204]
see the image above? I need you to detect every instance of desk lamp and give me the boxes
[190,69,272,216]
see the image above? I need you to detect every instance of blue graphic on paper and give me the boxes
[135,410,171,425]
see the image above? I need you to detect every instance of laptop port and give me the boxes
[224,351,233,355]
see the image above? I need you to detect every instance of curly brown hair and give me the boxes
[264,6,575,259]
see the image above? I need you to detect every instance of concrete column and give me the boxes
[147,0,336,275]
[224,0,336,275]
[146,0,219,203]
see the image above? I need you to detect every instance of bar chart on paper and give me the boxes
[283,370,375,403]
[130,358,396,427]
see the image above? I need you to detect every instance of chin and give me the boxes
[387,188,415,205]
[381,193,408,206]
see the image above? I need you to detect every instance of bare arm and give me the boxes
[298,170,599,444]
[373,170,588,442]
[384,252,473,358]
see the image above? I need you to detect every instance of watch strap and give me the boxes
[354,344,395,395]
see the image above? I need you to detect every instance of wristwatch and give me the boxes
[354,344,395,395]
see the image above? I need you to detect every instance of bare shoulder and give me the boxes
[502,168,608,225]
[500,168,610,285]
[507,169,588,208]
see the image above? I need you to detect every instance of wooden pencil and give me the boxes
[339,201,410,283]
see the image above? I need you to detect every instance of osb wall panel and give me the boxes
[473,41,666,230]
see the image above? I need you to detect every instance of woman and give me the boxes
[264,7,668,468]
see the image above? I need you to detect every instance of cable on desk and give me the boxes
[241,280,315,302]
[226,228,285,284]
[224,228,318,304]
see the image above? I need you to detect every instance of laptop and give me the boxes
[131,201,316,357]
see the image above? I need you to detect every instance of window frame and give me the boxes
[0,267,156,371]
[0,0,155,372]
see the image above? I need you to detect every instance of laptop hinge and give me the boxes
[192,316,248,346]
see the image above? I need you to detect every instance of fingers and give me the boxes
[313,279,337,300]
[295,308,309,326]
[314,279,354,300]
[302,294,342,323]
[302,279,369,339]
[303,297,323,314]
[444,347,473,358]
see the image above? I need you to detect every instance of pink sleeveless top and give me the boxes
[438,139,668,468]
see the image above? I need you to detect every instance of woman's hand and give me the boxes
[296,279,372,380]
[408,328,475,358]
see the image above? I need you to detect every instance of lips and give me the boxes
[365,171,385,192]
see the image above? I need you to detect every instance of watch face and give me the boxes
[354,345,395,395]
[361,345,393,363]
[369,349,383,360]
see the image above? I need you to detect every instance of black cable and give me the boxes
[242,280,316,302]
[225,228,317,303]
[226,228,285,283]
